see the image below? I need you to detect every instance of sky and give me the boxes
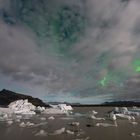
[0,0,140,104]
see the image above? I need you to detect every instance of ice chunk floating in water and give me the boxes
[8,99,36,115]
[43,104,73,114]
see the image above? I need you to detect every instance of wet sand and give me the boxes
[0,107,140,140]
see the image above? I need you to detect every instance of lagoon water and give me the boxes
[0,107,140,140]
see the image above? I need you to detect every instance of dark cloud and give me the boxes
[0,0,140,102]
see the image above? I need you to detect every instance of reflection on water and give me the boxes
[0,107,140,140]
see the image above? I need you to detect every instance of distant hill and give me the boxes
[0,89,49,107]
[47,101,140,107]
[47,101,81,106]
[0,89,139,107]
[102,101,140,107]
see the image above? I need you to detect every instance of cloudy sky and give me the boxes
[0,0,140,104]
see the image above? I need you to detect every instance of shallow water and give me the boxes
[0,107,140,140]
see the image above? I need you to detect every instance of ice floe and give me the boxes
[8,99,36,115]
[75,136,90,140]
[35,130,47,136]
[48,116,55,120]
[7,120,13,125]
[50,104,73,111]
[0,108,13,115]
[36,106,45,113]
[96,122,117,127]
[60,117,74,120]
[131,132,136,136]
[40,117,46,121]
[88,110,105,120]
[19,121,34,127]
[90,110,98,115]
[109,112,117,121]
[43,108,66,114]
[48,104,73,114]
[90,115,105,120]
[130,121,138,125]
[66,129,75,135]
[108,107,140,121]
[43,104,73,115]
[30,122,47,128]
[51,127,66,135]
[115,113,133,120]
[69,121,80,126]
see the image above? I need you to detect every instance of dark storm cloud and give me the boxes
[0,0,140,101]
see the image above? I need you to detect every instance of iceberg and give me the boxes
[75,137,90,140]
[116,113,134,120]
[40,117,46,121]
[51,127,65,135]
[89,110,98,115]
[19,121,34,127]
[36,106,45,113]
[35,130,47,136]
[109,112,117,121]
[90,115,105,120]
[7,120,13,125]
[43,108,66,114]
[59,104,73,111]
[130,121,138,125]
[8,99,36,115]
[69,121,80,126]
[50,104,73,111]
[43,104,73,114]
[48,116,55,120]
[119,107,139,116]
[96,122,117,127]
[89,110,105,120]
[108,107,140,121]
[0,108,13,115]
[66,130,75,135]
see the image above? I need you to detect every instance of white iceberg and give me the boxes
[7,120,13,125]
[35,130,47,136]
[116,113,133,120]
[69,121,80,126]
[60,117,74,120]
[88,109,105,120]
[109,107,139,121]
[40,117,46,121]
[128,107,140,116]
[48,116,55,120]
[0,108,14,115]
[15,119,20,123]
[43,104,73,114]
[29,122,47,128]
[8,99,36,115]
[109,112,117,121]
[19,121,34,127]
[43,108,66,114]
[66,130,75,135]
[130,121,138,125]
[51,127,65,135]
[36,106,45,113]
[49,104,73,113]
[131,132,136,137]
[75,137,90,140]
[96,122,117,127]
[119,107,139,116]
[89,110,98,115]
[90,115,105,120]
[19,122,26,127]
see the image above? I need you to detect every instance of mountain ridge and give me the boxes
[0,89,49,107]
